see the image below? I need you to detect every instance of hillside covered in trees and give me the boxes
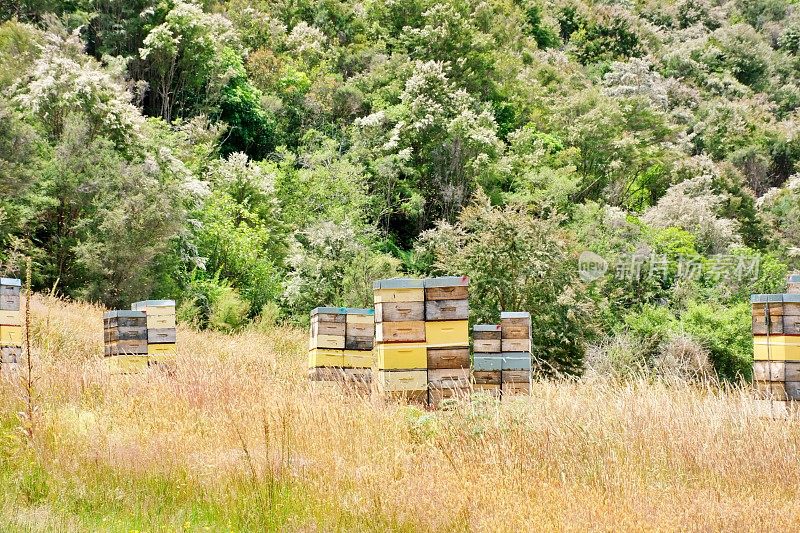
[1,0,799,378]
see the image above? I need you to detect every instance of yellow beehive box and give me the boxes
[105,355,150,374]
[308,348,345,367]
[376,369,427,392]
[753,336,800,361]
[147,343,177,355]
[373,279,425,303]
[425,320,469,347]
[373,288,425,304]
[0,310,21,326]
[0,325,22,346]
[347,313,374,325]
[343,350,373,368]
[309,334,345,350]
[375,343,426,370]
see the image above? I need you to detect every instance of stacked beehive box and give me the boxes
[472,324,502,398]
[374,279,427,402]
[425,277,470,407]
[308,307,347,383]
[344,308,374,393]
[103,310,148,372]
[752,283,800,402]
[0,278,22,372]
[132,300,177,368]
[500,311,532,396]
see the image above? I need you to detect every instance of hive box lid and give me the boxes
[500,311,531,319]
[345,308,374,315]
[750,294,783,304]
[473,324,501,331]
[132,300,176,310]
[372,278,424,289]
[423,276,469,288]
[0,278,21,287]
[311,306,347,315]
[783,294,800,303]
[104,310,146,319]
[789,274,800,283]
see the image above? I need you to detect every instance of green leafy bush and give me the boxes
[679,301,752,381]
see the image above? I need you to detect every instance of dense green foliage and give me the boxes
[3,0,800,378]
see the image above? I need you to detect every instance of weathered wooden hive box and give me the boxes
[472,324,502,397]
[752,284,800,403]
[374,279,427,403]
[308,307,375,393]
[425,276,470,407]
[0,278,22,371]
[309,307,346,380]
[103,310,148,373]
[499,311,532,396]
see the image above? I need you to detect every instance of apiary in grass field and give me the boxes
[752,283,800,404]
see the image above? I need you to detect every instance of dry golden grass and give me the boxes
[1,294,800,531]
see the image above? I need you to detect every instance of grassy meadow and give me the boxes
[0,295,799,531]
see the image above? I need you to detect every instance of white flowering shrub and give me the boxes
[353,60,502,226]
[139,0,239,120]
[14,50,143,146]
[642,175,741,254]
[286,22,327,65]
[603,57,669,109]
[282,221,399,319]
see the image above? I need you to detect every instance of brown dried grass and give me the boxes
[1,294,799,531]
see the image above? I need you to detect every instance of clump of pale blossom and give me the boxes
[642,175,741,253]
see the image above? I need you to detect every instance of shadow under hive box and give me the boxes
[374,279,428,400]
[472,324,502,397]
[308,307,347,381]
[132,300,177,356]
